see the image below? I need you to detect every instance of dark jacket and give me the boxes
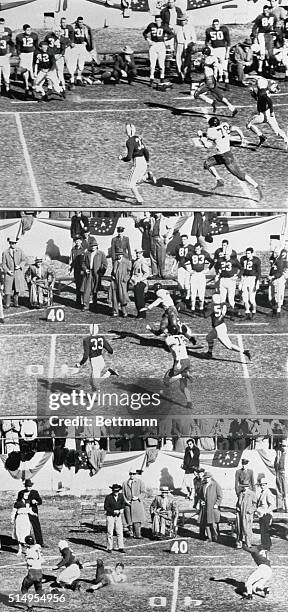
[16,489,42,515]
[70,214,89,239]
[235,468,255,496]
[104,492,125,516]
[160,6,183,26]
[183,445,200,473]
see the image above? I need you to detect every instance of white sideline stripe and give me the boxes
[14,112,42,207]
[237,333,256,416]
[48,334,57,379]
[171,566,180,612]
[0,332,287,337]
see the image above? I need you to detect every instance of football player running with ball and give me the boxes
[204,294,251,360]
[164,326,193,409]
[119,123,157,204]
[192,46,237,115]
[199,116,263,199]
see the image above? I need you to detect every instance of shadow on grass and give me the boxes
[209,576,245,597]
[67,182,132,203]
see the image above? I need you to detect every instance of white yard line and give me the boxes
[0,331,287,337]
[47,334,57,379]
[237,333,256,416]
[171,567,180,612]
[14,112,42,207]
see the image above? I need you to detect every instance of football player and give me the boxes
[239,247,262,319]
[268,247,288,316]
[164,326,192,409]
[184,242,213,315]
[205,19,231,86]
[143,15,174,88]
[193,47,237,115]
[247,77,288,148]
[146,283,197,345]
[119,123,157,204]
[199,116,263,198]
[59,16,75,89]
[204,293,251,359]
[171,234,194,301]
[69,16,93,86]
[242,548,272,600]
[252,5,277,74]
[75,323,119,388]
[0,18,14,98]
[44,29,67,95]
[21,535,43,607]
[16,24,38,98]
[33,40,63,101]
[215,248,241,315]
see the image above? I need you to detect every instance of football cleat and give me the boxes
[231,108,238,117]
[205,351,213,359]
[243,349,251,361]
[257,134,266,147]
[208,116,220,128]
[108,367,119,376]
[212,100,217,114]
[214,179,225,189]
[147,170,157,185]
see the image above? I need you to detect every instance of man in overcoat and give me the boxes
[81,236,107,311]
[2,237,26,308]
[122,470,146,538]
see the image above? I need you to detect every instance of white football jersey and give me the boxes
[156,289,174,309]
[166,335,188,360]
[207,122,231,154]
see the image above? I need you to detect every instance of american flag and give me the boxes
[89,215,120,236]
[212,450,243,468]
[209,216,229,236]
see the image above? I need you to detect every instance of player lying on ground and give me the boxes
[198,116,263,199]
[247,77,288,148]
[204,293,251,360]
[163,326,193,409]
[85,559,127,591]
[192,46,237,116]
[242,547,272,600]
[119,123,157,205]
[75,323,119,388]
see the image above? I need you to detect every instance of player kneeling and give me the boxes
[204,294,251,360]
[199,116,262,199]
[242,548,272,600]
[75,323,119,388]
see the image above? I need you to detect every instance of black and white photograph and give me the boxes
[0,0,288,610]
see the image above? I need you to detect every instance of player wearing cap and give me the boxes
[242,548,272,600]
[204,294,251,360]
[247,77,288,148]
[21,535,43,607]
[239,248,261,320]
[110,45,137,85]
[199,116,262,198]
[143,15,174,87]
[119,123,157,204]
[193,47,237,115]
[75,323,119,387]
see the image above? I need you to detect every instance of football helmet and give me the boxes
[25,535,35,545]
[202,46,212,56]
[208,116,220,128]
[90,323,99,335]
[269,80,280,94]
[256,77,268,90]
[212,294,221,304]
[126,123,136,137]
[152,283,162,292]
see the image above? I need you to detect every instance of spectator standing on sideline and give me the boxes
[122,470,146,539]
[70,211,89,240]
[130,248,150,318]
[15,479,44,547]
[255,477,274,551]
[181,438,200,501]
[2,237,26,309]
[104,484,125,553]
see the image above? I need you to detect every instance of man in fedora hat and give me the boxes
[70,211,89,240]
[2,237,26,309]
[104,484,125,553]
[69,235,86,308]
[16,479,44,547]
[235,458,255,496]
[199,472,222,542]
[111,226,132,263]
[122,470,146,538]
[25,256,55,309]
[109,250,132,317]
[150,485,178,539]
[255,477,274,551]
[233,38,254,86]
[81,236,107,312]
[130,248,149,318]
[182,439,200,502]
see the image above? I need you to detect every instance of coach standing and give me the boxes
[199,472,223,542]
[150,213,173,279]
[130,248,149,318]
[181,438,200,501]
[122,471,146,539]
[81,236,107,312]
[16,479,44,547]
[104,484,125,553]
[69,235,86,308]
[2,237,26,309]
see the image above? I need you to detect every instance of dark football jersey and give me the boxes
[35,49,54,71]
[283,18,288,39]
[216,258,241,278]
[44,33,66,56]
[211,302,226,327]
[123,135,149,162]
[80,334,113,364]
[253,13,276,34]
[60,24,74,47]
[205,25,230,48]
[143,22,173,43]
[0,28,12,56]
[188,249,213,273]
[16,31,38,53]
[240,256,261,278]
[252,90,273,113]
[74,25,87,44]
[175,244,193,268]
[270,256,287,279]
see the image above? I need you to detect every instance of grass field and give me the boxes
[0,493,287,612]
[1,27,288,210]
[0,281,287,417]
